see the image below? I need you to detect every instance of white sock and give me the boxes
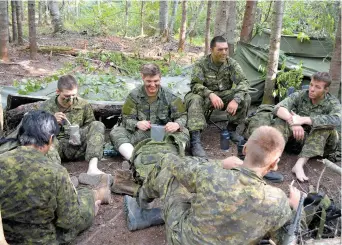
[118,143,134,160]
[87,158,104,175]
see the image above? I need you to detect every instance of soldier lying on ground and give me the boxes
[273,72,341,182]
[0,110,112,244]
[39,74,106,175]
[184,35,251,157]
[124,126,302,244]
[110,63,189,161]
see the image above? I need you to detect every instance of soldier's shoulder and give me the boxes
[326,93,341,105]
[161,86,180,100]
[195,55,210,67]
[75,97,91,106]
[40,96,57,109]
[127,86,143,100]
[263,184,288,204]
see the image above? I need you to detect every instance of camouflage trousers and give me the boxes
[56,188,95,244]
[273,118,339,158]
[139,154,193,245]
[110,125,189,150]
[52,121,105,162]
[184,91,251,131]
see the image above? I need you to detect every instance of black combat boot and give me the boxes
[263,171,284,183]
[227,124,244,144]
[123,195,164,231]
[190,131,207,157]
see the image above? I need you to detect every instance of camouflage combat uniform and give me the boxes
[110,85,189,150]
[185,55,251,131]
[139,153,292,245]
[0,146,95,245]
[273,90,341,158]
[40,96,105,161]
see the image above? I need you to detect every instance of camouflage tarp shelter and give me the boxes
[234,30,333,103]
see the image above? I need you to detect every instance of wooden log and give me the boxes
[321,159,342,175]
[5,98,123,130]
[304,238,341,245]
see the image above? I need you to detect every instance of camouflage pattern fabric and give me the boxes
[273,90,341,157]
[185,55,250,131]
[110,85,189,149]
[139,153,292,245]
[0,146,95,245]
[131,134,186,182]
[40,96,105,161]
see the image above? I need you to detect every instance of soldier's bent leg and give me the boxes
[84,121,105,162]
[184,93,207,131]
[56,188,95,244]
[110,126,135,160]
[272,118,292,144]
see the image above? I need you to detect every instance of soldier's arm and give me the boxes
[273,92,301,121]
[310,98,341,129]
[82,103,96,127]
[122,95,139,131]
[229,59,250,103]
[55,168,84,229]
[170,96,187,129]
[190,63,214,98]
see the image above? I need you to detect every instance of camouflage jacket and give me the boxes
[274,90,341,129]
[0,146,94,245]
[190,55,250,102]
[167,156,292,245]
[122,85,187,132]
[40,95,95,139]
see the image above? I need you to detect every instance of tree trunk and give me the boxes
[178,0,187,52]
[38,0,43,25]
[329,11,341,101]
[11,0,17,43]
[44,0,49,24]
[0,0,9,62]
[262,0,284,104]
[28,0,37,59]
[240,0,258,43]
[0,93,3,137]
[16,0,23,45]
[159,0,168,39]
[226,0,236,56]
[48,1,63,33]
[214,1,229,37]
[169,0,179,39]
[123,0,130,37]
[140,1,144,36]
[186,1,205,40]
[204,0,212,55]
[7,2,11,43]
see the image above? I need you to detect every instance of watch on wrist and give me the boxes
[234,97,241,104]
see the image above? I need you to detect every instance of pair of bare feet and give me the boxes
[291,157,309,182]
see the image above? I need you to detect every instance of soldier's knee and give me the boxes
[185,93,203,106]
[90,121,105,134]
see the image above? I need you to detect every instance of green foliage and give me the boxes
[297,32,310,43]
[273,61,304,99]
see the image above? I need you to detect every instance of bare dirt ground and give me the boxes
[1,34,341,244]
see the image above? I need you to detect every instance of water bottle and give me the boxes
[103,143,120,157]
[237,138,247,160]
[220,130,230,152]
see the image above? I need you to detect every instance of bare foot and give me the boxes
[292,164,309,182]
[94,200,102,216]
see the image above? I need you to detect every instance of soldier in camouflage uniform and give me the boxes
[0,111,111,245]
[110,63,189,161]
[273,72,341,182]
[185,36,250,157]
[124,126,301,244]
[39,75,105,175]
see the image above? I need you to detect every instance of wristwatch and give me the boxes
[234,97,241,104]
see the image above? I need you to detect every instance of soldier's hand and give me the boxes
[209,93,224,109]
[137,120,151,131]
[288,185,301,210]
[54,112,66,124]
[291,125,305,141]
[165,122,180,133]
[222,156,243,169]
[226,99,238,116]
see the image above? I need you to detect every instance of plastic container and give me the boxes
[69,125,81,146]
[151,124,165,142]
[220,130,230,152]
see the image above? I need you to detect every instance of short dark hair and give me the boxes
[140,63,161,77]
[312,72,332,88]
[57,75,78,91]
[18,111,59,147]
[210,36,227,49]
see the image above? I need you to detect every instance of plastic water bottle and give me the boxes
[103,143,120,157]
[220,130,230,152]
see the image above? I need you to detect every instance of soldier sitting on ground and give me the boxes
[124,126,302,244]
[185,35,251,157]
[39,74,106,175]
[0,111,111,244]
[110,63,189,161]
[273,72,341,182]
